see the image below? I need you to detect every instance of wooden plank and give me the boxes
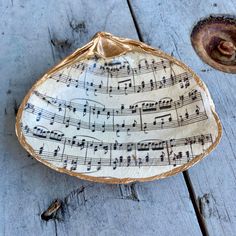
[0,0,201,235]
[131,0,236,235]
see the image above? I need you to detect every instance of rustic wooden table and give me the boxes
[1,0,235,235]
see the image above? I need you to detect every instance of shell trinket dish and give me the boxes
[16,32,222,184]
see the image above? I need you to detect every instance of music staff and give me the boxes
[23,124,213,151]
[36,150,200,169]
[23,123,213,170]
[63,58,171,79]
[33,89,202,117]
[24,103,208,135]
[49,71,193,95]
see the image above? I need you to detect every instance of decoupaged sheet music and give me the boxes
[16,32,222,183]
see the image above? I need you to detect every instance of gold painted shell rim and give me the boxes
[15,32,222,184]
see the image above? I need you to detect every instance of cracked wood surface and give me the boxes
[132,0,236,235]
[0,0,225,235]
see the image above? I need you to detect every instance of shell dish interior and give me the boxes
[16,33,221,183]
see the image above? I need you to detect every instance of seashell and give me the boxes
[16,32,222,184]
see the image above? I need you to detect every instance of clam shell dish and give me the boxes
[16,32,222,184]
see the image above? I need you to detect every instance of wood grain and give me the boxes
[0,0,202,235]
[131,0,236,235]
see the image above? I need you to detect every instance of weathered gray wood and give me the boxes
[131,0,236,235]
[0,0,202,236]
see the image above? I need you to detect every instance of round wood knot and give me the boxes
[217,41,235,57]
[191,15,236,73]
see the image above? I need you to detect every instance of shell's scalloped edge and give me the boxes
[15,32,223,184]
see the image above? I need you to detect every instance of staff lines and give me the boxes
[24,102,208,135]
[32,89,202,117]
[23,123,213,169]
[49,71,193,95]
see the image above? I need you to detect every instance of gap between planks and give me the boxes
[126,0,209,235]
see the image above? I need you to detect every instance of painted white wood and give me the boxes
[132,0,236,235]
[0,0,201,235]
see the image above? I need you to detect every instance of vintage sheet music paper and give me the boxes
[16,32,222,184]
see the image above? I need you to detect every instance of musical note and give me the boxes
[196,105,200,115]
[50,114,55,125]
[53,146,60,157]
[97,158,102,171]
[117,79,132,95]
[33,126,48,138]
[153,114,173,128]
[127,156,131,167]
[71,159,77,171]
[65,117,70,128]
[36,109,42,122]
[49,130,64,141]
[23,125,30,134]
[39,144,44,154]
[159,98,173,110]
[63,159,67,169]
[160,151,165,162]
[113,158,118,170]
